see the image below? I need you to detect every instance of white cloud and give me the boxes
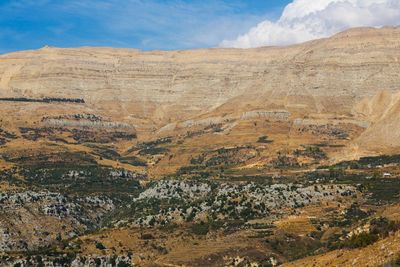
[220,0,400,48]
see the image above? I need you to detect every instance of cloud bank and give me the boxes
[220,0,400,48]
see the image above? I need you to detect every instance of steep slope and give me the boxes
[0,27,400,171]
[0,27,399,129]
[282,230,400,267]
[354,91,400,153]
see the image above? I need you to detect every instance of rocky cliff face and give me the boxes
[0,27,400,154]
[1,27,399,125]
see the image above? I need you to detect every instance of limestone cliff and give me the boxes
[1,27,400,153]
[0,27,399,125]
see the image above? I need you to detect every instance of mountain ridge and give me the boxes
[1,27,400,267]
[0,26,400,153]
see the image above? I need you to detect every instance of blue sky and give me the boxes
[0,0,291,53]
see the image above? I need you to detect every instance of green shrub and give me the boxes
[257,136,273,144]
[191,222,209,235]
[117,261,132,267]
[341,232,378,248]
[96,242,106,250]
[370,217,400,238]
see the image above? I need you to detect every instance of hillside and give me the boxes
[1,27,400,266]
[283,230,400,267]
[0,27,399,124]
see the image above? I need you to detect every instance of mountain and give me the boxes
[1,27,399,132]
[1,27,400,266]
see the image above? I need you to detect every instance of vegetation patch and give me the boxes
[3,151,144,194]
[72,129,136,143]
[191,222,210,235]
[341,232,377,248]
[135,137,172,150]
[329,154,400,169]
[139,147,169,156]
[0,97,85,103]
[118,156,147,166]
[0,128,16,145]
[257,135,273,144]
[294,145,327,161]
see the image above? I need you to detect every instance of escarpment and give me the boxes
[0,27,400,157]
[0,27,400,126]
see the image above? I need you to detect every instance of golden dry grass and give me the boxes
[78,226,273,266]
[275,215,316,237]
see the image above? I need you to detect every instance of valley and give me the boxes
[0,27,400,266]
